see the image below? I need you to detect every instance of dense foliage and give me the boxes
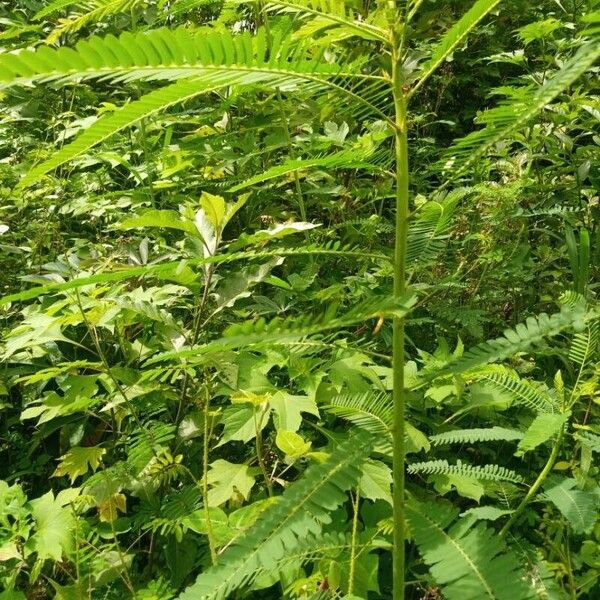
[0,0,599,599]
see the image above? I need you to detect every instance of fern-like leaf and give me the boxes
[0,243,389,307]
[149,293,416,362]
[0,26,384,186]
[229,147,384,192]
[408,460,523,483]
[569,322,599,371]
[34,0,82,19]
[445,41,600,174]
[266,0,387,43]
[411,0,502,95]
[324,391,392,453]
[24,78,234,187]
[541,478,599,534]
[428,304,590,378]
[178,432,373,599]
[406,188,468,265]
[429,427,523,446]
[478,372,557,413]
[407,499,533,600]
[45,0,147,43]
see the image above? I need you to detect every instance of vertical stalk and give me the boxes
[500,427,565,537]
[348,489,361,596]
[391,22,409,600]
[254,404,274,497]
[202,386,218,565]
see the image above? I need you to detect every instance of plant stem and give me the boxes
[348,489,361,596]
[500,427,565,537]
[202,386,218,565]
[276,89,307,221]
[176,264,216,423]
[391,22,410,600]
[254,405,274,497]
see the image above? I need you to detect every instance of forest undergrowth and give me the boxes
[0,1,599,599]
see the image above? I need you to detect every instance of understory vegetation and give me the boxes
[0,0,599,598]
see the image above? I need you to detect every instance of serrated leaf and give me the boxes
[206,460,257,507]
[271,392,320,431]
[359,459,392,504]
[118,209,198,236]
[275,430,312,459]
[53,446,106,484]
[27,492,75,561]
[515,413,568,456]
[543,478,599,534]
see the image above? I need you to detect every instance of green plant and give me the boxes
[0,0,599,598]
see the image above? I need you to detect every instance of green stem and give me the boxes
[254,405,274,497]
[500,427,565,537]
[276,89,307,221]
[202,386,218,565]
[348,489,361,596]
[391,23,410,600]
[176,263,216,423]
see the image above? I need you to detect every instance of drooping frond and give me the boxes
[43,0,148,43]
[266,0,388,43]
[569,322,599,370]
[127,421,177,469]
[410,0,502,96]
[178,432,373,599]
[445,41,600,174]
[429,427,523,446]
[0,24,367,90]
[407,499,533,600]
[406,188,469,266]
[324,391,392,453]
[22,78,235,188]
[477,372,557,413]
[540,478,599,534]
[34,0,82,20]
[229,147,385,192]
[0,242,390,307]
[148,292,416,361]
[0,26,386,186]
[248,530,374,583]
[408,460,523,483]
[428,304,590,378]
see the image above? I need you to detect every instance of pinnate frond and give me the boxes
[411,0,502,95]
[445,41,600,174]
[408,460,523,483]
[266,0,387,43]
[44,0,147,43]
[324,391,392,453]
[428,304,590,378]
[478,372,557,413]
[406,188,469,266]
[149,292,416,362]
[179,432,372,599]
[229,147,385,192]
[569,322,599,370]
[407,498,534,600]
[22,78,235,188]
[429,427,523,446]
